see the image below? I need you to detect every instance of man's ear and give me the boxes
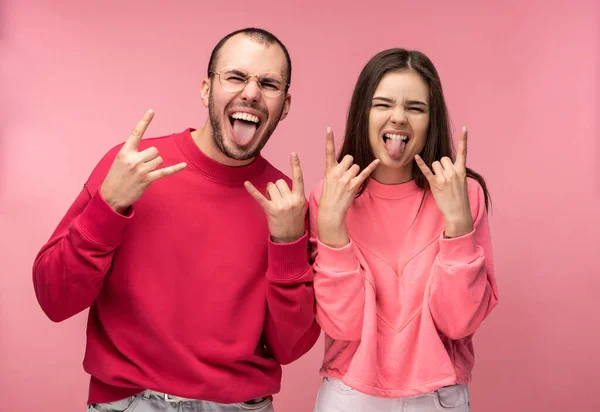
[200,78,211,108]
[279,92,291,121]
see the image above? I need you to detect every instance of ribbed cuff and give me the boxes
[266,232,310,281]
[267,232,310,281]
[75,190,134,245]
[438,230,479,266]
[316,239,359,272]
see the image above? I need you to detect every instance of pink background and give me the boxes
[1,1,599,411]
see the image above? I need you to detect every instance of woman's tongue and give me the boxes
[385,137,406,159]
[232,119,258,146]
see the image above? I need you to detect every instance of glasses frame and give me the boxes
[209,66,289,98]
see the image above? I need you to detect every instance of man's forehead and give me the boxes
[215,35,287,75]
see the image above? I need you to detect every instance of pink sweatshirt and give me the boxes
[309,177,498,398]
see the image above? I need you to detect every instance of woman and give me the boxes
[309,48,498,411]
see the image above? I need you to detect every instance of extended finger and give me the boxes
[124,109,154,152]
[414,155,435,183]
[455,126,468,169]
[354,158,380,185]
[244,181,270,209]
[325,127,337,172]
[147,162,187,182]
[290,153,305,196]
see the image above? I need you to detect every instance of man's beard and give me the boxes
[208,93,284,161]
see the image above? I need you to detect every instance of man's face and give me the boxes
[201,34,291,162]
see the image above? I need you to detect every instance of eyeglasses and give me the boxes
[210,66,289,98]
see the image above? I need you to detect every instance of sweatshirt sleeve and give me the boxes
[427,179,499,340]
[262,223,321,365]
[32,146,132,322]
[309,187,368,341]
[32,187,133,322]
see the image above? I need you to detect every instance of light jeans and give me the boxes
[87,390,274,412]
[313,377,470,412]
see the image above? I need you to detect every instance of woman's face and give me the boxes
[368,70,430,184]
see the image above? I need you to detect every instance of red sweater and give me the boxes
[32,129,321,405]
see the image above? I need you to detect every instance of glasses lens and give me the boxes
[258,73,286,97]
[219,67,247,92]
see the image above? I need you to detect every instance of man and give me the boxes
[32,27,321,411]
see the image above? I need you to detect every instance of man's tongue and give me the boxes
[232,119,257,146]
[385,138,406,159]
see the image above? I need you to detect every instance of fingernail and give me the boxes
[326,127,331,134]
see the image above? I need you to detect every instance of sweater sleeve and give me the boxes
[263,226,321,365]
[427,179,499,340]
[32,146,132,322]
[32,187,133,322]
[309,188,368,341]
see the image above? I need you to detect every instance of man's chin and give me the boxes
[221,141,259,161]
[228,150,257,162]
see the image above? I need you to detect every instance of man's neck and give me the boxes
[191,125,255,167]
